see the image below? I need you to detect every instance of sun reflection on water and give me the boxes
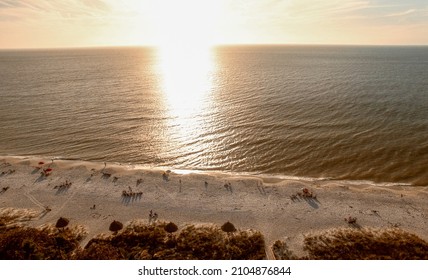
[156,45,217,161]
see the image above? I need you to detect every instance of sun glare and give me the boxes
[157,45,215,122]
[149,0,222,48]
[147,0,222,156]
[156,42,216,157]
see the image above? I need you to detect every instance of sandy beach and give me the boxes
[1,155,427,259]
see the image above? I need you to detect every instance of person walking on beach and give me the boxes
[149,210,153,223]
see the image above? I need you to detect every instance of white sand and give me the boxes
[1,155,427,258]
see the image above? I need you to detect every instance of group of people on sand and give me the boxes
[53,180,72,191]
[224,182,232,192]
[122,186,143,199]
[1,169,15,176]
[290,187,317,201]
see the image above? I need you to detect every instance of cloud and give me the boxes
[384,9,416,17]
[284,0,371,19]
[1,0,427,47]
[81,0,110,12]
[0,1,22,9]
[0,0,112,22]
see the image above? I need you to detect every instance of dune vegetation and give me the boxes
[0,214,265,260]
[300,227,428,260]
[273,227,428,260]
[1,210,427,260]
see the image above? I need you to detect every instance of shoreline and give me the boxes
[1,155,427,258]
[1,154,421,187]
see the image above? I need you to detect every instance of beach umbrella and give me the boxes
[109,220,123,234]
[164,222,178,234]
[55,217,69,229]
[42,168,53,176]
[221,221,236,233]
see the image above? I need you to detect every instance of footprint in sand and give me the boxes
[91,213,101,219]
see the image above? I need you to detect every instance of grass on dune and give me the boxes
[0,214,266,260]
[75,222,266,260]
[273,227,428,260]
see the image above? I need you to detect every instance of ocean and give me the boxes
[0,45,427,186]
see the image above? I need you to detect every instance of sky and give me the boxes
[0,0,427,49]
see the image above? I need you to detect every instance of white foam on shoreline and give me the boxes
[0,154,418,188]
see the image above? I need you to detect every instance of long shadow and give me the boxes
[122,196,131,205]
[257,185,266,195]
[304,197,320,209]
[35,175,47,183]
[38,209,51,219]
[121,193,142,205]
[290,195,321,209]
[0,187,10,194]
[132,193,142,202]
[348,222,362,229]
[0,170,15,177]
[55,187,69,195]
[224,184,233,193]
[371,210,381,217]
[31,168,41,175]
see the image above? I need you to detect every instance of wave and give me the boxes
[0,154,419,187]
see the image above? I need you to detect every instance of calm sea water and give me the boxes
[0,45,427,186]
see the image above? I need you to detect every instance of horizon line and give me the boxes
[1,42,428,51]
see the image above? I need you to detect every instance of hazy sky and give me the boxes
[1,0,427,49]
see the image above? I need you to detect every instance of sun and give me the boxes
[149,0,222,49]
